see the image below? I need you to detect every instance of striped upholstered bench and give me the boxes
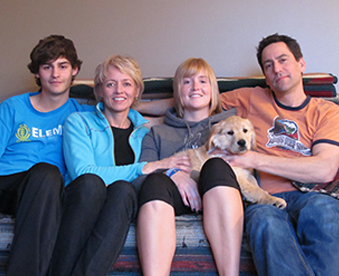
[0,213,257,275]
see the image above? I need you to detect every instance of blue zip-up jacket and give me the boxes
[63,102,149,185]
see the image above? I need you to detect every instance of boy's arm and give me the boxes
[0,102,13,158]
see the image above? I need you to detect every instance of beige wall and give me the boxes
[1,0,338,102]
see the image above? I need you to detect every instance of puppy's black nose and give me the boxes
[238,139,246,147]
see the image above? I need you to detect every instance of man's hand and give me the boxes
[222,150,257,169]
[207,148,256,169]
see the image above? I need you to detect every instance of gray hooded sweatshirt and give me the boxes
[140,107,237,162]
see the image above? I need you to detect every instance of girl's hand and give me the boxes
[171,171,202,212]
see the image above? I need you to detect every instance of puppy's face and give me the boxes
[207,116,256,154]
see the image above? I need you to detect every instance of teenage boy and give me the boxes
[0,35,92,276]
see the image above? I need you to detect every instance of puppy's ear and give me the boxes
[206,123,219,151]
[248,120,257,150]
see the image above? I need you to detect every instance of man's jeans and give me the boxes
[245,190,339,276]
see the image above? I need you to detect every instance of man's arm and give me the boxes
[143,116,165,129]
[133,98,174,116]
[224,143,339,183]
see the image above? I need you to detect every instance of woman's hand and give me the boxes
[142,154,191,175]
[171,171,202,212]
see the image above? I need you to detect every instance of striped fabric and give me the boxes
[0,214,257,275]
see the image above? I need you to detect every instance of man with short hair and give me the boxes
[0,35,92,276]
[221,33,339,276]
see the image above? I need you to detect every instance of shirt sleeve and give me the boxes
[220,88,254,118]
[0,101,14,159]
[139,128,160,162]
[312,101,339,147]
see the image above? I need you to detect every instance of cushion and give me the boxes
[70,73,338,100]
[217,73,337,97]
[70,84,95,100]
[302,73,338,85]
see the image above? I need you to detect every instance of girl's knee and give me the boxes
[199,158,239,194]
[140,173,172,196]
[139,173,175,208]
[202,158,230,172]
[141,173,169,189]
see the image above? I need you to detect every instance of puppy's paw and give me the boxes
[271,196,287,209]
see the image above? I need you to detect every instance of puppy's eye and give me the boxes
[243,129,248,133]
[227,130,234,136]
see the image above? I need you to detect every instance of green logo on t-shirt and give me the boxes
[16,124,31,142]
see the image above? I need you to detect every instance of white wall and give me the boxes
[1,0,338,101]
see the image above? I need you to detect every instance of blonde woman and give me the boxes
[49,55,190,276]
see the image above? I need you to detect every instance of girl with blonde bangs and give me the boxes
[137,58,243,276]
[173,58,222,118]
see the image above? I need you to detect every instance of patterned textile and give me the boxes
[71,73,338,100]
[110,246,257,276]
[0,214,13,252]
[0,214,257,276]
[293,170,339,199]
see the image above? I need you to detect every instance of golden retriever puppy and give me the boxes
[177,115,287,209]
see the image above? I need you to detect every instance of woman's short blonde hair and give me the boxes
[94,55,144,102]
[173,58,222,118]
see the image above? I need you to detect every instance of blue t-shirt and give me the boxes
[0,92,95,179]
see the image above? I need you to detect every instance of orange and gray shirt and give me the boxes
[220,86,339,194]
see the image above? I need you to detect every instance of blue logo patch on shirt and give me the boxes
[266,116,311,156]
